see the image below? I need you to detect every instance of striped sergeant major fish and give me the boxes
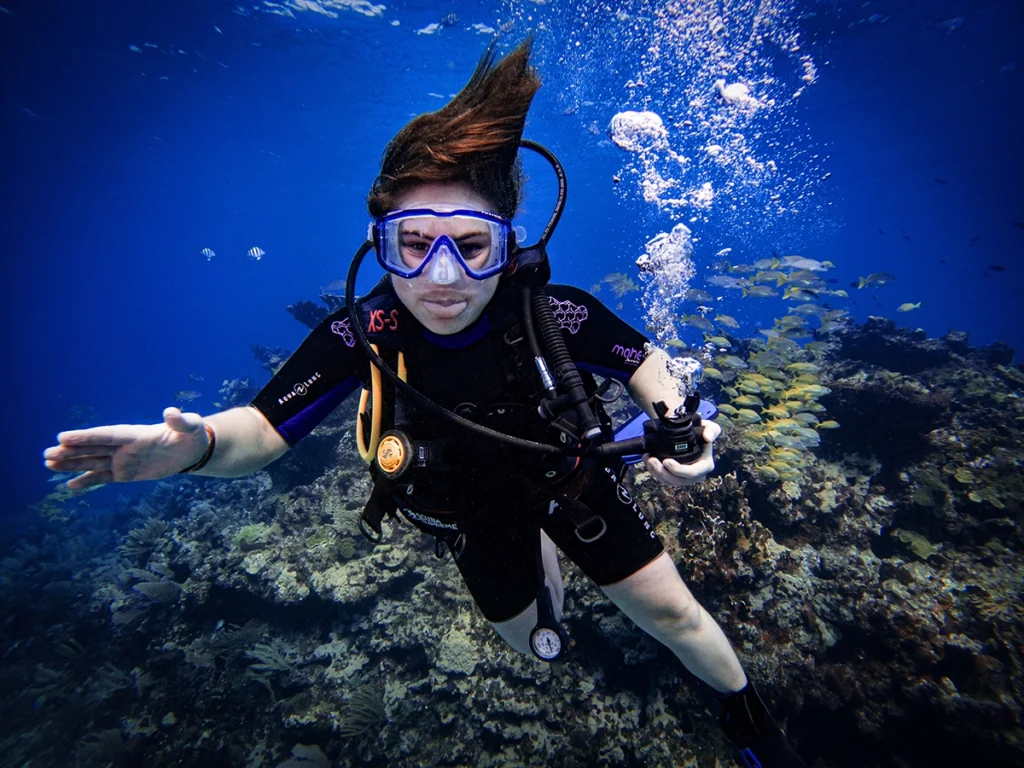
[200,247,215,261]
[247,246,266,261]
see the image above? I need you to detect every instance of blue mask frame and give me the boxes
[373,208,513,281]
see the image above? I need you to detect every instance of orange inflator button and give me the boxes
[376,433,408,476]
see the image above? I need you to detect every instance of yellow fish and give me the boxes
[897,302,921,312]
[732,395,765,408]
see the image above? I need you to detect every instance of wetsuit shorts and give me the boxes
[394,464,665,623]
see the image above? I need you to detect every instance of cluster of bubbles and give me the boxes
[605,0,826,231]
[634,222,696,347]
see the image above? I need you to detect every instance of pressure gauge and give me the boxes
[530,626,563,662]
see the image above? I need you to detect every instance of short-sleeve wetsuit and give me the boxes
[250,277,665,621]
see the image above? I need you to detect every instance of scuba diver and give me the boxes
[43,38,806,768]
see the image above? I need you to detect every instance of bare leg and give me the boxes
[601,552,747,693]
[491,531,563,653]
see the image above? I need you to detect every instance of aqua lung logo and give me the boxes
[612,344,644,367]
[615,482,633,505]
[603,467,655,539]
[278,372,321,405]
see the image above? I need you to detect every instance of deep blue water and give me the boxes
[3,0,1022,521]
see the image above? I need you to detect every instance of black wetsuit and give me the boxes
[251,277,665,621]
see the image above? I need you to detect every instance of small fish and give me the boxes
[934,177,947,184]
[736,380,762,395]
[685,288,714,303]
[1015,222,1024,230]
[600,272,639,298]
[718,355,749,370]
[715,248,733,258]
[792,412,819,427]
[705,335,732,348]
[714,314,740,329]
[753,270,788,285]
[717,403,739,417]
[200,247,215,261]
[986,265,1006,272]
[732,395,764,408]
[858,272,895,289]
[247,246,266,260]
[707,275,749,290]
[734,409,762,425]
[969,236,981,245]
[902,235,911,241]
[188,373,205,381]
[782,286,819,302]
[817,420,840,429]
[778,256,833,272]
[439,13,459,27]
[214,24,223,34]
[175,390,202,403]
[742,285,779,298]
[897,302,921,312]
[683,314,715,332]
[786,362,820,374]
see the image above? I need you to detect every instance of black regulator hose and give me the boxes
[530,287,604,439]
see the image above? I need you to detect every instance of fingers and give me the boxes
[54,426,138,448]
[164,407,203,432]
[65,470,112,491]
[644,455,695,487]
[702,420,722,443]
[44,444,118,462]
[644,438,716,488]
[45,456,113,473]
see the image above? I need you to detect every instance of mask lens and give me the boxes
[380,210,508,279]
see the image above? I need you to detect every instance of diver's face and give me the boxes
[390,182,502,335]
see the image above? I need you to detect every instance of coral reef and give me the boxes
[4,321,1023,767]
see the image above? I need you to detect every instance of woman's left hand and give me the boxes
[642,420,722,488]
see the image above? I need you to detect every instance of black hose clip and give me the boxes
[645,395,705,465]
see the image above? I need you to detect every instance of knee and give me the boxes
[653,591,704,635]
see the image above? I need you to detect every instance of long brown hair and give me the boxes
[367,37,541,220]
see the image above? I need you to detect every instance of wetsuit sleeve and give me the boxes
[249,310,364,446]
[544,283,651,380]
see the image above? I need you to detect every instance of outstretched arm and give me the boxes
[44,405,288,489]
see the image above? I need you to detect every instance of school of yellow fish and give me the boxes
[695,254,849,484]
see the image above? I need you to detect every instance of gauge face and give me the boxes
[530,627,562,661]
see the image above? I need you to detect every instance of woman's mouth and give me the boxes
[422,297,468,318]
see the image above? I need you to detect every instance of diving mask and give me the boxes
[373,208,512,283]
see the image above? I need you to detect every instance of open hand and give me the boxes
[43,407,209,490]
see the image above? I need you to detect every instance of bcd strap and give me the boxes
[358,469,396,544]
